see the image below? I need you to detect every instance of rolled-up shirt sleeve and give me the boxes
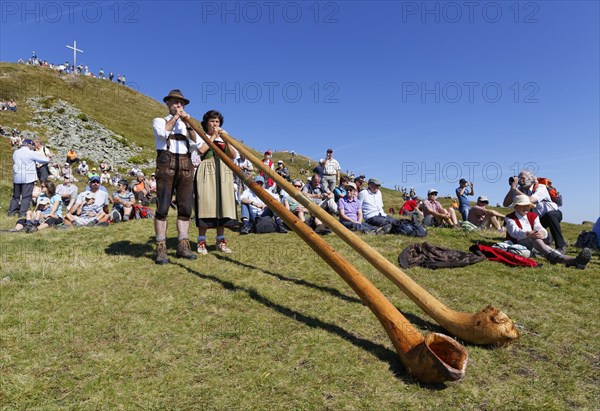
[152,118,170,140]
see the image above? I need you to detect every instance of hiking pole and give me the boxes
[185,120,468,384]
[218,131,519,347]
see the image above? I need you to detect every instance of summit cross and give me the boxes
[66,41,84,70]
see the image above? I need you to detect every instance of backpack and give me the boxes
[133,204,154,219]
[253,216,277,234]
[533,178,562,207]
[575,231,599,249]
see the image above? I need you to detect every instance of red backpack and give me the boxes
[533,177,562,206]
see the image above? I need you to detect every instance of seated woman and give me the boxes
[14,181,63,232]
[505,195,591,269]
[281,179,308,223]
[111,179,135,222]
[338,182,382,234]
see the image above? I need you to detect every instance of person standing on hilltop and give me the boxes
[322,148,341,192]
[151,89,198,264]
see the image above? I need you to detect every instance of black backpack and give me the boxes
[253,216,277,234]
[575,231,599,249]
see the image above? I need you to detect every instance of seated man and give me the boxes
[503,170,566,253]
[65,191,108,227]
[420,189,459,227]
[76,160,89,175]
[65,175,110,226]
[302,173,337,215]
[88,167,100,180]
[110,179,135,222]
[131,172,150,205]
[275,160,291,181]
[100,168,111,184]
[56,175,78,211]
[399,196,424,224]
[338,182,381,234]
[358,177,395,231]
[239,176,287,234]
[467,196,505,230]
[505,195,591,269]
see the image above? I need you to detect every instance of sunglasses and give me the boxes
[293,185,302,188]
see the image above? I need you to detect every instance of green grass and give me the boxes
[0,211,598,409]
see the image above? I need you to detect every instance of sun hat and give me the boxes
[277,160,283,164]
[163,89,189,105]
[37,196,50,205]
[477,196,489,203]
[511,194,535,208]
[368,177,382,186]
[427,188,438,195]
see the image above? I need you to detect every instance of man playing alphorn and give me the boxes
[152,89,198,264]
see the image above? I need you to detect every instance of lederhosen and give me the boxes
[155,132,194,221]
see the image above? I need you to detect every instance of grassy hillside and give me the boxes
[1,62,598,409]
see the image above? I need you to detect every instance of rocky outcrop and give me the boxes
[25,97,153,168]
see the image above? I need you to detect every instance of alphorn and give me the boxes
[185,121,468,383]
[218,132,519,347]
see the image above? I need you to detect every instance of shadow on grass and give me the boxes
[104,239,154,259]
[213,254,445,334]
[213,254,364,305]
[174,260,449,389]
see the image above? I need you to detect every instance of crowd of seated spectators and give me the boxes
[6,142,586,267]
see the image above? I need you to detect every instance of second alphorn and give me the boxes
[219,132,519,347]
[186,121,468,384]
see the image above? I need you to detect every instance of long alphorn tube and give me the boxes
[186,121,467,383]
[218,132,519,347]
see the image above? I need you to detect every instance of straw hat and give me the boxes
[511,195,535,208]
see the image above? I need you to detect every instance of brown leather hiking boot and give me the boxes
[176,239,197,260]
[155,240,170,265]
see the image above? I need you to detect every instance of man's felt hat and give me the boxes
[163,89,189,105]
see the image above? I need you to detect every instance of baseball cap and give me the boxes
[265,150,271,155]
[346,182,357,190]
[254,175,265,184]
[327,148,333,153]
[37,196,50,205]
[89,175,101,183]
[427,188,438,195]
[459,178,468,184]
[477,196,489,203]
[22,139,35,146]
[84,191,95,200]
[277,160,283,164]
[368,177,382,186]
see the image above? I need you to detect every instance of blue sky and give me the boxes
[1,1,598,223]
